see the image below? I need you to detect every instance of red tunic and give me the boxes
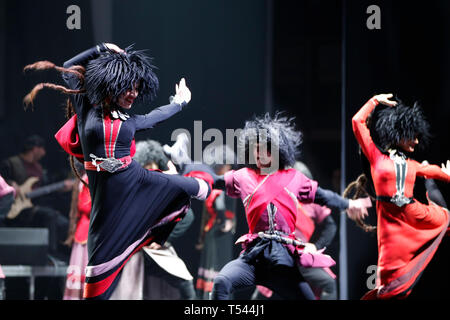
[353,97,450,299]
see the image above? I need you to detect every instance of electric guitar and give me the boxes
[7,177,74,219]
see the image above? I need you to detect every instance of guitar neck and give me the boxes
[26,181,67,199]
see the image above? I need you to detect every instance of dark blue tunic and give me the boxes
[62,45,208,299]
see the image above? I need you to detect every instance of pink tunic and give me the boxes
[224,167,335,269]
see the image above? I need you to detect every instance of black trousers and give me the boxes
[211,255,316,300]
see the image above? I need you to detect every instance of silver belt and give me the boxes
[257,231,305,247]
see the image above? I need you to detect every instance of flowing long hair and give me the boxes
[23,61,87,184]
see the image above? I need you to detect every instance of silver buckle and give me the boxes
[390,193,411,207]
[90,154,123,173]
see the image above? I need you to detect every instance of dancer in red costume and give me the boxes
[349,93,450,299]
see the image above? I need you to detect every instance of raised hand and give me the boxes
[442,160,450,176]
[172,78,191,105]
[373,93,397,107]
[104,43,125,54]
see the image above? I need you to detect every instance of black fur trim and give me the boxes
[85,46,159,105]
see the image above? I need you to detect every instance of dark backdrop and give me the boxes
[274,0,450,299]
[0,0,268,299]
[0,0,448,300]
[343,0,450,300]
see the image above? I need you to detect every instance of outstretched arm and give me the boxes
[134,102,184,130]
[416,160,450,183]
[134,78,191,131]
[314,187,349,210]
[314,187,370,222]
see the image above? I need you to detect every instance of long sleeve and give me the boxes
[62,44,107,90]
[415,161,450,183]
[352,97,383,164]
[311,215,337,250]
[62,44,108,116]
[314,187,349,211]
[133,102,185,131]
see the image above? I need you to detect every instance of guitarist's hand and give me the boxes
[11,181,22,199]
[62,179,75,192]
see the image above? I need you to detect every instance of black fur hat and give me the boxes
[84,46,159,105]
[368,99,431,153]
[239,112,302,170]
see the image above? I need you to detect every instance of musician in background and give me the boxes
[0,175,15,300]
[0,134,72,262]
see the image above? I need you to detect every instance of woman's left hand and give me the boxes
[172,78,191,105]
